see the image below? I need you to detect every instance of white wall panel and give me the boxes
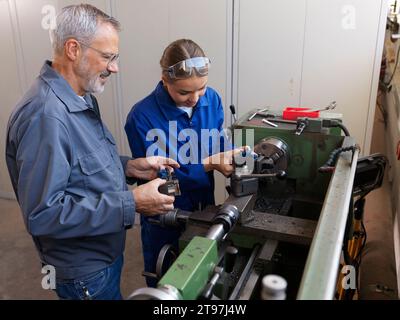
[300,0,386,154]
[14,0,55,89]
[114,0,170,154]
[236,0,307,116]
[0,0,22,198]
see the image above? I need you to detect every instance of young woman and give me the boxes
[125,39,237,287]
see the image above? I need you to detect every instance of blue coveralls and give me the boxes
[6,61,135,297]
[125,81,226,286]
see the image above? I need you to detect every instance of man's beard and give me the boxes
[76,55,111,94]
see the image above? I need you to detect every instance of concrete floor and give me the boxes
[0,199,145,299]
[358,102,398,299]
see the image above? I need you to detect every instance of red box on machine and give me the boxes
[282,107,320,120]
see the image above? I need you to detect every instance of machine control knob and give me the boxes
[224,246,238,274]
[261,275,287,300]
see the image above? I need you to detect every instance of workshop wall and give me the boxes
[0,0,387,204]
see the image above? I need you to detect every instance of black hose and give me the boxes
[336,123,350,137]
[322,119,350,137]
[318,145,359,173]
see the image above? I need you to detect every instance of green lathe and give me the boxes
[128,107,386,300]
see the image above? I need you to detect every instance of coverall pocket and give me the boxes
[78,147,112,175]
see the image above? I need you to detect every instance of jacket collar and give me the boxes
[39,60,93,113]
[154,81,209,121]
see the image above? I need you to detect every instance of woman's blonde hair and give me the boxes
[160,39,206,81]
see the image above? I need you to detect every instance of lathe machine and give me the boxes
[128,106,386,300]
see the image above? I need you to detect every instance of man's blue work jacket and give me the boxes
[6,61,135,280]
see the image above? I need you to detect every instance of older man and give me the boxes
[5,4,178,300]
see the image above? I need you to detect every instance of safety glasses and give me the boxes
[79,42,120,67]
[166,57,211,79]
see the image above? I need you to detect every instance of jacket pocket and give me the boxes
[79,147,111,176]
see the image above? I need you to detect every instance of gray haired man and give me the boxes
[5,4,178,300]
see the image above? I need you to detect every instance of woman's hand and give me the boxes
[202,147,246,177]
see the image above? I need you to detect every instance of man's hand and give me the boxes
[132,179,175,215]
[126,156,180,180]
[203,147,246,177]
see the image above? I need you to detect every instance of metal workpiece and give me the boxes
[253,137,290,174]
[205,224,225,242]
[297,137,359,300]
[234,164,254,176]
[230,137,290,197]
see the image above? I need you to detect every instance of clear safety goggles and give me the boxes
[166,57,211,79]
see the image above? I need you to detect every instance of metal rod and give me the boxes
[206,224,225,242]
[262,119,278,127]
[229,244,261,300]
[235,173,277,178]
[248,108,269,121]
[297,137,359,300]
[311,101,337,113]
[237,269,261,300]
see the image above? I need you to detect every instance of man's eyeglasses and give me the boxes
[78,42,119,66]
[165,57,211,80]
